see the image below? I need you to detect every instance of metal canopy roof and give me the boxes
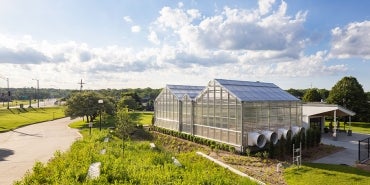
[215,79,299,102]
[303,103,356,117]
[167,85,205,100]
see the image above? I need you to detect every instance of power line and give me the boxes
[78,79,85,92]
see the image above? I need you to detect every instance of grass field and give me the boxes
[325,121,370,134]
[0,107,65,132]
[284,163,370,185]
[0,99,36,108]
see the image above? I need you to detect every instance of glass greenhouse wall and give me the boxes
[154,87,180,131]
[155,79,302,152]
[194,80,243,146]
[154,85,204,132]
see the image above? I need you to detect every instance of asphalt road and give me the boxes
[0,117,81,185]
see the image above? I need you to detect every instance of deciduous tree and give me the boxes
[327,76,369,121]
[302,88,322,102]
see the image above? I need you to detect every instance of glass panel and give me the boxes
[215,128,221,141]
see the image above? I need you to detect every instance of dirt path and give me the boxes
[0,117,81,185]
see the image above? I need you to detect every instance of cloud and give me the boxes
[0,46,48,64]
[329,21,370,59]
[0,1,350,89]
[131,25,141,33]
[123,16,132,23]
[258,0,275,15]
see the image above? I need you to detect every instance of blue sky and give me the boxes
[0,0,369,91]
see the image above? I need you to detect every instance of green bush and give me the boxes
[15,130,256,185]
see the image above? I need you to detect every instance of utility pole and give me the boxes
[78,79,85,92]
[32,79,39,108]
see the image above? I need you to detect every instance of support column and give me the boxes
[333,110,337,140]
[348,116,352,136]
[321,116,325,134]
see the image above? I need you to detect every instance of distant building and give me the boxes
[154,79,303,152]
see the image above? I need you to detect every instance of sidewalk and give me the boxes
[0,117,81,185]
[313,132,370,166]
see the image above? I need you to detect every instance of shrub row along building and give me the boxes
[154,79,303,152]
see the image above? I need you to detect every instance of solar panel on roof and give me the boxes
[215,79,299,102]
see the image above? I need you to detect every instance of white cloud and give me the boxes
[258,0,275,15]
[131,25,141,33]
[148,31,160,45]
[178,2,184,8]
[123,16,132,23]
[329,21,370,59]
[0,1,350,89]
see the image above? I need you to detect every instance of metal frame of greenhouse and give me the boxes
[154,79,303,152]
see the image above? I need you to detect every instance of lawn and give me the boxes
[325,121,370,134]
[284,163,370,185]
[0,99,34,108]
[0,107,65,132]
[348,122,370,134]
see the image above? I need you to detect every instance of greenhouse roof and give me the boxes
[167,85,205,100]
[215,79,299,102]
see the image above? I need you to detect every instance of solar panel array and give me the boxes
[215,79,299,102]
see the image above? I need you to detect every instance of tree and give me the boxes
[117,96,139,110]
[286,88,305,99]
[327,76,369,121]
[115,108,135,140]
[317,89,330,101]
[302,88,322,102]
[65,91,115,122]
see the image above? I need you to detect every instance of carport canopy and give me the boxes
[302,103,356,133]
[303,103,356,117]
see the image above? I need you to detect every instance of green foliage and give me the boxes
[115,108,135,140]
[65,91,115,122]
[327,76,369,121]
[302,88,322,102]
[117,96,139,110]
[286,88,305,99]
[152,126,235,153]
[15,130,256,185]
[284,163,370,185]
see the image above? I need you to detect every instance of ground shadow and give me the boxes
[0,148,14,161]
[10,129,42,137]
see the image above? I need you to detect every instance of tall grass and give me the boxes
[15,129,256,185]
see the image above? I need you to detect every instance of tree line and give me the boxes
[287,76,370,122]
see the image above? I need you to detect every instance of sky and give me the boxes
[0,0,370,91]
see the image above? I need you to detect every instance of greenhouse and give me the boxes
[154,79,303,152]
[154,85,205,132]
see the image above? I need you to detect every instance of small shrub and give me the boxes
[245,147,251,157]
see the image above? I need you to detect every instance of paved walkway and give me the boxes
[0,117,81,185]
[313,132,370,166]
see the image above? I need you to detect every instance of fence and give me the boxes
[358,137,370,163]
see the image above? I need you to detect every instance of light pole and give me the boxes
[32,79,39,108]
[0,75,10,109]
[98,99,103,131]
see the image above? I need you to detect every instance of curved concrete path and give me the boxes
[0,117,81,185]
[313,132,370,166]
